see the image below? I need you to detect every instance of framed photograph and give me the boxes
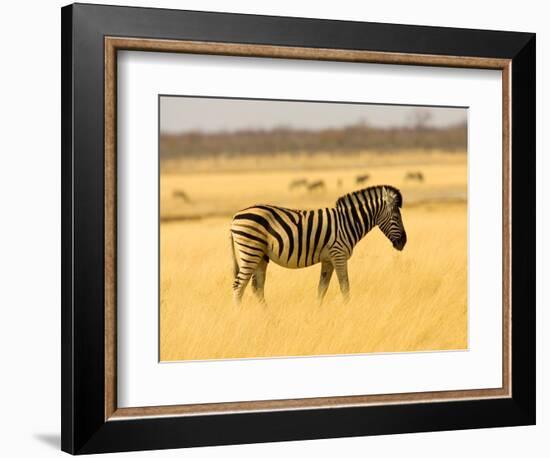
[61,3,536,454]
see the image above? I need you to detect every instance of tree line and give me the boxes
[160,122,467,159]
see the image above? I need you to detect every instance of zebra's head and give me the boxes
[377,186,407,251]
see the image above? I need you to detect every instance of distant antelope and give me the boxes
[230,185,407,304]
[356,174,370,185]
[307,180,326,192]
[289,178,308,190]
[405,172,424,182]
[173,189,191,203]
[337,178,343,188]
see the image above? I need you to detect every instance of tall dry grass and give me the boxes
[159,154,467,361]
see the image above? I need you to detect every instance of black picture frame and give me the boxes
[61,3,535,454]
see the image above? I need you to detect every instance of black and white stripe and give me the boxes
[230,185,407,304]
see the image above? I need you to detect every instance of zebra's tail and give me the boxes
[229,231,239,279]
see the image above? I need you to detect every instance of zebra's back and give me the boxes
[231,205,336,269]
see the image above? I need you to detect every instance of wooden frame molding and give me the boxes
[104,36,512,421]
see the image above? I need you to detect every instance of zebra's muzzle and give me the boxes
[393,233,407,251]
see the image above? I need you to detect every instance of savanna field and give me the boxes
[159,151,467,361]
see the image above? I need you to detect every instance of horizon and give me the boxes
[160,96,467,135]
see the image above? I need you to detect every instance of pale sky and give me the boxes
[160,96,467,134]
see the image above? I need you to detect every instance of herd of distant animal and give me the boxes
[288,171,424,192]
[172,171,424,203]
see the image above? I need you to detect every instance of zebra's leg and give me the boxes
[333,260,350,302]
[317,261,334,304]
[233,257,261,305]
[251,258,268,305]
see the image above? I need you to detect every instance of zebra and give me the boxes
[289,178,308,190]
[307,180,325,192]
[405,171,424,182]
[173,189,191,203]
[229,185,407,304]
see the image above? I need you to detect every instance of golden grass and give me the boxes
[161,151,466,221]
[159,153,467,361]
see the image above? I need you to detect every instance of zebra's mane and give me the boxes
[335,185,403,209]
